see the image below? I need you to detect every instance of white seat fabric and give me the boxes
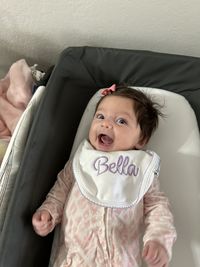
[0,86,46,231]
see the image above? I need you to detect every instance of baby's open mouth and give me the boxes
[98,134,113,145]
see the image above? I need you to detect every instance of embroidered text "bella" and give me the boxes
[93,155,139,176]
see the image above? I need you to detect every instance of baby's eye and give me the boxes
[116,118,127,125]
[96,113,104,120]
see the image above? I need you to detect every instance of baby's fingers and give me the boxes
[33,220,53,236]
[142,242,159,265]
[143,241,169,267]
[40,210,51,221]
[32,211,54,236]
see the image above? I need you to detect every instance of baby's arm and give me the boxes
[32,160,74,236]
[143,177,177,265]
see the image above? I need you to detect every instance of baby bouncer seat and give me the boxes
[0,46,200,267]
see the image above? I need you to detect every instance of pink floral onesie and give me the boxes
[38,140,176,267]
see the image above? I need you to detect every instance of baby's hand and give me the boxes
[32,210,54,236]
[142,240,169,267]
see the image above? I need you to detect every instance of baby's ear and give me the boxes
[135,138,147,149]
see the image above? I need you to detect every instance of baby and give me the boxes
[32,85,176,267]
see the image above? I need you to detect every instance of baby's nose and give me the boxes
[101,119,113,129]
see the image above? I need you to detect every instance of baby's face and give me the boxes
[89,95,143,152]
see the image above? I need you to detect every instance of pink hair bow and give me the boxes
[101,84,116,96]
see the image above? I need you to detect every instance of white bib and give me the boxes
[73,140,160,208]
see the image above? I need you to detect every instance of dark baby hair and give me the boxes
[95,85,164,144]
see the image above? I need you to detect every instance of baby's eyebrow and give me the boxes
[116,111,134,119]
[95,108,135,120]
[96,108,104,112]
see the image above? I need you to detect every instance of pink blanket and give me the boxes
[0,59,33,139]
